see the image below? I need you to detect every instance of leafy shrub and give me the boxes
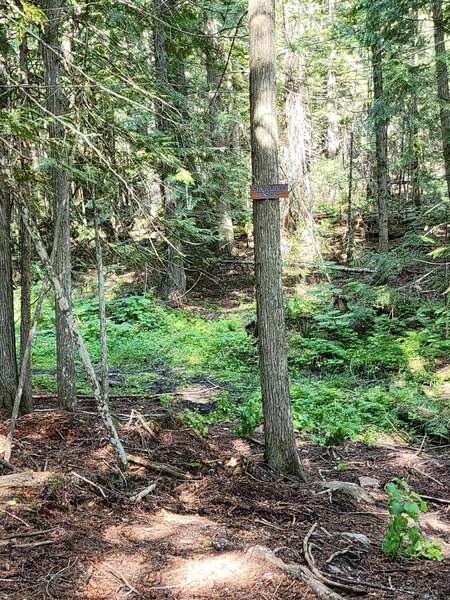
[382,480,443,560]
[290,381,395,444]
[289,336,349,371]
[180,409,209,436]
[106,294,166,327]
[235,394,263,435]
[349,332,406,376]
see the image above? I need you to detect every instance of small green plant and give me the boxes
[180,409,209,436]
[335,462,348,471]
[382,479,443,560]
[158,393,174,407]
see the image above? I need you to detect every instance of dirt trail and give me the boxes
[0,396,449,600]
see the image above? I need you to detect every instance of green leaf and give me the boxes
[390,501,403,515]
[404,502,420,517]
[173,167,194,186]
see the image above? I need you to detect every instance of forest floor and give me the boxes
[1,394,449,600]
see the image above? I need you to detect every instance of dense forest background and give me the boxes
[1,0,449,441]
[1,1,450,598]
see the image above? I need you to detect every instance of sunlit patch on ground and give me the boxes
[84,551,147,599]
[231,438,252,456]
[103,510,226,551]
[388,449,422,468]
[178,383,220,406]
[85,446,115,472]
[160,550,281,597]
[407,356,426,374]
[421,513,450,558]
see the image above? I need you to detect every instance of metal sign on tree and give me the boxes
[250,183,289,200]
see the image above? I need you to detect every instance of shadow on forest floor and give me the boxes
[1,397,449,600]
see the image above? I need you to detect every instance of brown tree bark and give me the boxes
[409,14,421,210]
[0,33,18,414]
[409,95,421,209]
[153,0,186,304]
[0,194,18,414]
[432,0,450,201]
[19,37,33,413]
[249,0,305,479]
[205,17,235,256]
[42,0,76,409]
[371,39,389,252]
[4,282,50,462]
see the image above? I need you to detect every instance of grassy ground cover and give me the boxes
[25,279,449,444]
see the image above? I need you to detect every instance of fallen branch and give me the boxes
[303,524,416,596]
[0,471,54,497]
[11,539,57,549]
[19,200,128,471]
[105,565,141,597]
[127,454,193,479]
[420,494,450,505]
[1,528,56,543]
[128,410,158,439]
[218,258,375,273]
[297,262,375,274]
[325,546,352,564]
[0,508,30,527]
[330,574,416,596]
[407,465,443,487]
[130,482,157,502]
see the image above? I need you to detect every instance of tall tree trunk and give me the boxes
[42,0,76,409]
[432,0,450,201]
[371,39,389,252]
[153,0,186,304]
[409,14,421,210]
[249,0,305,479]
[4,282,50,462]
[205,17,234,255]
[409,95,421,209]
[345,131,354,263]
[0,33,18,414]
[19,38,33,413]
[326,0,338,159]
[282,0,317,260]
[0,194,18,414]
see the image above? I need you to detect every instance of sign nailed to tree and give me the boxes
[250,183,289,200]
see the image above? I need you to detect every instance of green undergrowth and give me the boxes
[25,279,449,445]
[383,479,443,560]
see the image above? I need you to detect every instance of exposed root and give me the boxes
[247,545,345,600]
